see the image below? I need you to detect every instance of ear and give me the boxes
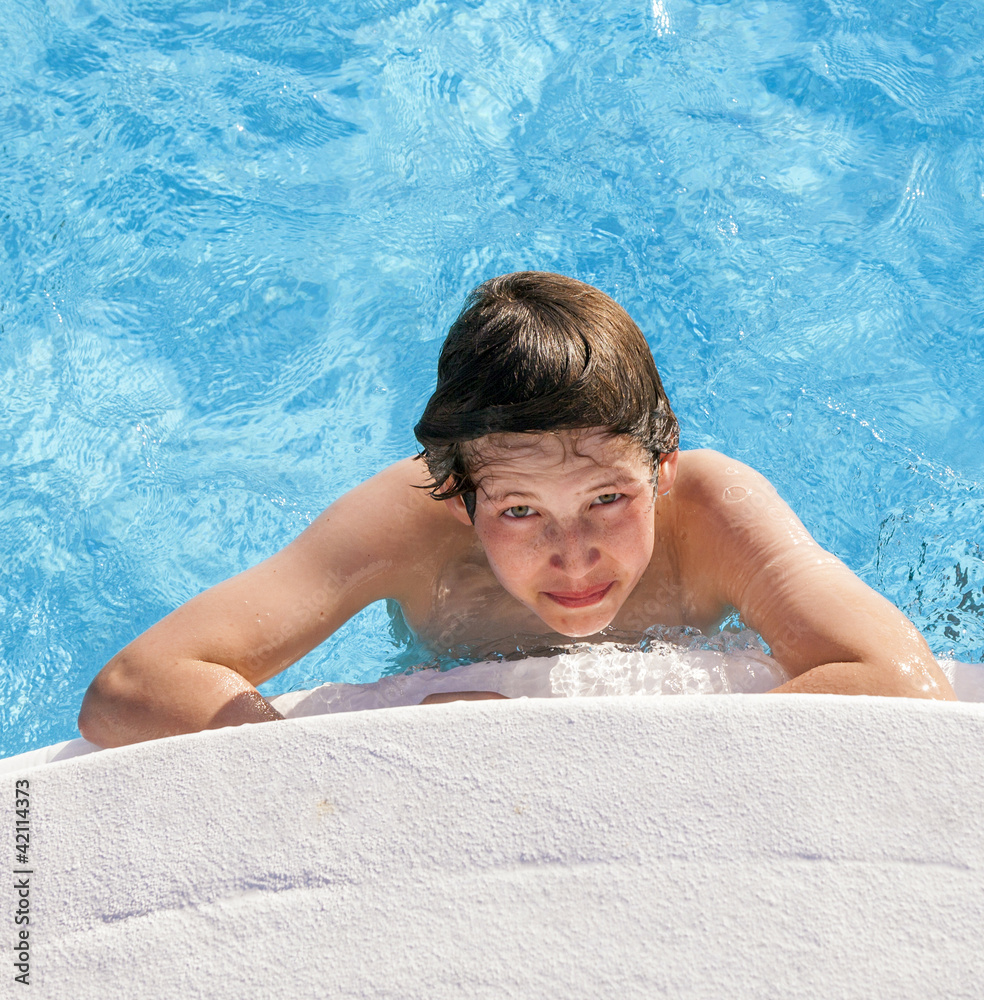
[444,494,475,526]
[656,450,679,496]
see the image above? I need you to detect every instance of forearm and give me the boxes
[769,659,956,700]
[78,651,284,748]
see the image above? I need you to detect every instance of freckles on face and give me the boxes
[466,429,656,637]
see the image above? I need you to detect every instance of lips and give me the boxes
[544,582,614,608]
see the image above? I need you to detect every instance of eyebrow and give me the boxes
[482,474,642,505]
[481,488,536,504]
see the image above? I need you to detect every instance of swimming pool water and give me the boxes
[2,0,983,756]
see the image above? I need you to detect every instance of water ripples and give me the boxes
[817,26,983,127]
[875,497,984,663]
[3,0,984,753]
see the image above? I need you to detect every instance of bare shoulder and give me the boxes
[664,452,950,695]
[673,449,784,507]
[665,449,821,607]
[322,455,434,523]
[299,455,458,574]
[671,449,809,545]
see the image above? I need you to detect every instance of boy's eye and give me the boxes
[503,505,535,519]
[592,493,621,506]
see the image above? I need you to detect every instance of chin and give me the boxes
[560,625,612,640]
[540,609,616,639]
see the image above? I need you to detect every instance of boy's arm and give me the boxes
[79,459,433,747]
[689,454,955,700]
[751,562,953,699]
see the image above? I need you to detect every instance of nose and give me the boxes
[548,521,601,577]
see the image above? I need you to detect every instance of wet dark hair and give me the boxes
[414,271,679,502]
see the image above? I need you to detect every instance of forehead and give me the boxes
[465,429,651,492]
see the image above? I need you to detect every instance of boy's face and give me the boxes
[447,429,668,638]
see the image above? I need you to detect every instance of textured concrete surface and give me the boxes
[2,694,983,999]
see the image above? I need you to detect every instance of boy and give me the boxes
[79,272,955,747]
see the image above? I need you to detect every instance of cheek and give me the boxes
[476,524,552,594]
[600,507,654,552]
[606,524,655,583]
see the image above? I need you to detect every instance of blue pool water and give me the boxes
[2,0,983,757]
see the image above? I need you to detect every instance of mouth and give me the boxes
[543,582,614,609]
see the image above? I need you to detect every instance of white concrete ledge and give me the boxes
[3,694,983,998]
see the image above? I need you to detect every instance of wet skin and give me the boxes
[79,429,957,747]
[443,431,662,638]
